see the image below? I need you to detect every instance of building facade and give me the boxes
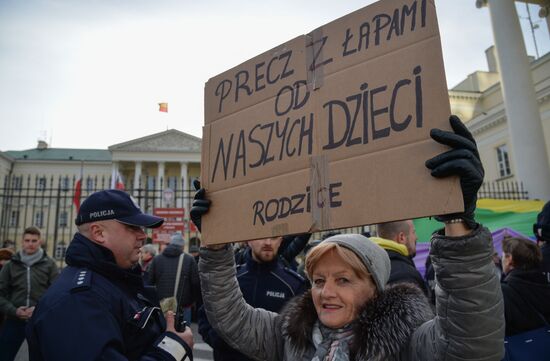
[0,129,201,259]
[472,0,550,199]
[449,46,550,198]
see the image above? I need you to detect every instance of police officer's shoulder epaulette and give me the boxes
[283,267,305,283]
[70,268,92,293]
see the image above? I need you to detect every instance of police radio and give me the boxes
[175,305,188,332]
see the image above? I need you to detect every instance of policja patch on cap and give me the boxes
[75,189,164,228]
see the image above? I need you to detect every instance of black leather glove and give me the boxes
[425,115,484,229]
[190,179,210,233]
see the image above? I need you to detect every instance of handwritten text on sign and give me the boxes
[201,0,461,244]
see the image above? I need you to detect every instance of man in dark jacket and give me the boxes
[373,220,427,294]
[148,233,200,325]
[26,190,193,361]
[0,226,58,361]
[198,236,305,361]
[501,236,550,336]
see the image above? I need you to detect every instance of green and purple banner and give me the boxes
[413,199,546,275]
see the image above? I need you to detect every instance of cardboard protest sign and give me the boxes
[201,0,463,245]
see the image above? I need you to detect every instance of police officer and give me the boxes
[26,190,194,361]
[198,236,305,361]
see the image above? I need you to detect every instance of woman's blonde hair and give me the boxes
[305,242,371,280]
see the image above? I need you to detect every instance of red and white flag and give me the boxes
[158,102,168,113]
[73,165,83,211]
[114,172,125,191]
[73,178,82,211]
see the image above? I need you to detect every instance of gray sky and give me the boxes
[1,0,548,151]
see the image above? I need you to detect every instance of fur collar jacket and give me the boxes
[282,284,434,361]
[199,226,504,361]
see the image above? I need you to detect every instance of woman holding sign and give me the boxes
[191,116,504,360]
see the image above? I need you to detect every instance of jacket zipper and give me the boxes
[26,265,31,307]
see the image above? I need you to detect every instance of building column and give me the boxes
[156,162,165,207]
[111,162,118,189]
[178,162,188,208]
[133,161,142,195]
[540,4,550,35]
[486,0,550,199]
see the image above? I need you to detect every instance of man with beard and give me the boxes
[373,220,427,294]
[198,236,305,361]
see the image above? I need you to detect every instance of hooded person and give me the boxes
[149,232,201,325]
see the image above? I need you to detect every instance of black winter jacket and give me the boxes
[26,233,191,361]
[148,244,200,307]
[386,250,428,294]
[541,243,550,279]
[501,268,550,336]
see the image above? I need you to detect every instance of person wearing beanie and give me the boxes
[0,227,58,361]
[149,232,200,325]
[191,116,504,360]
[26,189,193,361]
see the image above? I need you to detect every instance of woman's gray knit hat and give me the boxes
[323,233,390,291]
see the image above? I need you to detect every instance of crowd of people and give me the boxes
[0,116,548,360]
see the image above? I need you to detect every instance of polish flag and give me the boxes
[158,103,168,113]
[73,178,82,212]
[115,172,125,191]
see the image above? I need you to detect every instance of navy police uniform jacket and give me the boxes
[198,249,305,361]
[26,233,192,361]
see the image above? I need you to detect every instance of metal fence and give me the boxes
[0,174,197,260]
[478,180,529,200]
[0,174,531,261]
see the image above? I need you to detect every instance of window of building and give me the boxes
[12,176,23,191]
[37,177,47,191]
[55,244,67,260]
[147,176,155,190]
[59,211,68,228]
[9,210,19,227]
[34,211,44,228]
[86,177,95,192]
[168,176,177,191]
[61,176,70,191]
[497,144,512,178]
